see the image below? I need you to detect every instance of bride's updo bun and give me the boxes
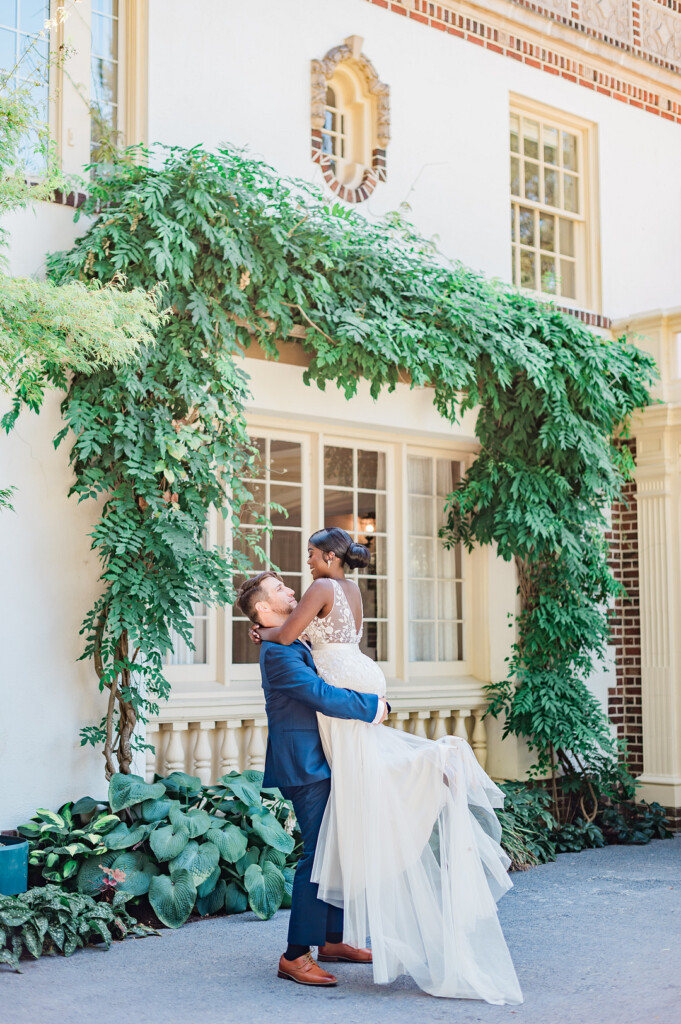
[309,527,371,570]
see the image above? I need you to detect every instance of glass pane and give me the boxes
[325,86,335,106]
[192,617,207,663]
[436,458,461,496]
[541,255,557,294]
[438,623,457,661]
[91,56,117,109]
[0,26,16,67]
[359,578,387,619]
[440,542,457,578]
[407,455,432,495]
[269,483,302,528]
[520,249,535,289]
[539,214,555,251]
[543,126,558,165]
[0,1,18,29]
[544,168,558,207]
[409,495,432,536]
[358,450,385,490]
[361,620,387,662]
[439,580,457,620]
[510,113,519,153]
[91,11,117,61]
[409,622,435,662]
[93,0,117,14]
[324,488,354,532]
[409,537,434,579]
[523,162,539,202]
[322,126,333,150]
[409,579,435,621]
[240,481,265,525]
[233,620,259,664]
[559,218,574,257]
[357,491,385,532]
[324,445,353,487]
[511,245,518,287]
[563,174,578,213]
[437,497,450,530]
[457,620,464,660]
[523,119,539,160]
[510,156,520,196]
[232,530,266,571]
[270,530,301,573]
[19,0,47,36]
[270,440,301,483]
[560,259,576,299]
[562,131,577,171]
[518,207,534,246]
[359,535,386,575]
[456,581,464,620]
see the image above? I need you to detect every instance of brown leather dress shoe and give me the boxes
[277,951,338,986]
[318,941,373,963]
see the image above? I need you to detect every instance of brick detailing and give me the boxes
[606,438,643,775]
[555,306,612,329]
[365,0,681,127]
[311,129,387,203]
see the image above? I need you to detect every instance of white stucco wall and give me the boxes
[148,0,681,320]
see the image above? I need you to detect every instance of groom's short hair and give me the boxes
[235,571,284,623]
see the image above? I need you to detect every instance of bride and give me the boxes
[252,526,523,1005]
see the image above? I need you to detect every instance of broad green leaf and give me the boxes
[161,772,202,794]
[108,774,165,813]
[149,824,190,863]
[140,797,174,822]
[104,821,152,850]
[249,810,295,854]
[281,866,295,909]
[205,825,247,864]
[168,804,212,838]
[243,862,285,921]
[196,865,220,898]
[76,852,117,897]
[168,840,220,885]
[111,851,160,898]
[148,870,196,928]
[196,879,227,918]
[224,882,248,915]
[216,773,262,807]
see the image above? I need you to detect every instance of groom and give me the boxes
[236,571,388,987]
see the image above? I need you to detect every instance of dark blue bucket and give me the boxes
[0,834,29,895]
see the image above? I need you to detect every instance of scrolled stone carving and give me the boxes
[580,0,632,44]
[639,0,681,65]
[310,36,391,152]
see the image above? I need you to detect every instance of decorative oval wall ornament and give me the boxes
[311,35,390,203]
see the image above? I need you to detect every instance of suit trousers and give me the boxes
[282,777,343,946]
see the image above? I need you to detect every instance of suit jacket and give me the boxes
[260,639,380,791]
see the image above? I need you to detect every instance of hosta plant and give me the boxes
[0,885,154,972]
[17,798,120,887]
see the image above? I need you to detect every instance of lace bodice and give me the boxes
[306,579,363,648]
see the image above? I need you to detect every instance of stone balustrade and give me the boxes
[145,696,489,784]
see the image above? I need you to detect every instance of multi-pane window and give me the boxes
[90,0,119,163]
[0,0,50,171]
[510,111,582,301]
[232,438,304,665]
[321,86,345,176]
[408,455,464,663]
[323,444,388,662]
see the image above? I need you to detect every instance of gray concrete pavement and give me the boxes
[2,837,679,1024]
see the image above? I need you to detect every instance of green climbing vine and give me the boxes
[48,144,656,785]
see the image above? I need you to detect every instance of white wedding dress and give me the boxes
[307,579,523,1004]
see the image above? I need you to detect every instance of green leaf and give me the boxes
[89,813,123,834]
[161,772,202,794]
[71,796,105,816]
[140,797,174,822]
[216,773,262,807]
[196,879,227,917]
[108,774,166,813]
[249,810,295,854]
[196,865,220,898]
[149,823,190,863]
[168,804,212,839]
[148,870,196,928]
[224,882,248,915]
[168,840,220,885]
[104,821,153,850]
[243,862,285,920]
[76,852,117,897]
[281,866,295,909]
[111,851,160,898]
[205,824,248,864]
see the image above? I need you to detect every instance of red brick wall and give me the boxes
[607,439,643,775]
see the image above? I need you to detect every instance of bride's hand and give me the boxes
[248,626,261,645]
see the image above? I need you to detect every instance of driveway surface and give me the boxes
[2,837,679,1024]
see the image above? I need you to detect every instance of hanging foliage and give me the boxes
[48,145,656,782]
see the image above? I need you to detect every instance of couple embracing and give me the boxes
[235,527,522,1005]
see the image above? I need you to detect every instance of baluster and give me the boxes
[145,732,158,783]
[395,712,411,733]
[247,717,267,770]
[218,720,242,775]
[471,708,488,769]
[411,711,429,739]
[191,721,215,784]
[164,722,188,774]
[431,710,450,741]
[453,710,470,742]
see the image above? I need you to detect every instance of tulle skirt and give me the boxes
[310,642,523,1005]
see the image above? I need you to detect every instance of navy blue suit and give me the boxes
[259,639,379,946]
